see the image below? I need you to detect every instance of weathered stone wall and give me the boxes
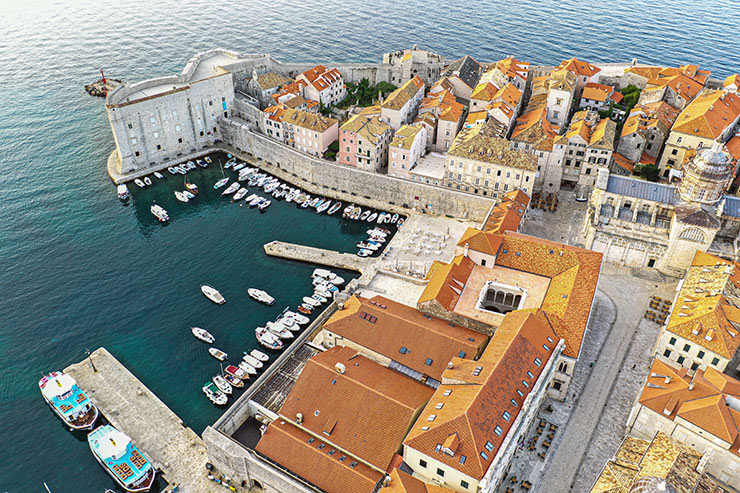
[417,299,495,335]
[218,118,495,221]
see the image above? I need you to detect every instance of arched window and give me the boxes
[678,228,706,243]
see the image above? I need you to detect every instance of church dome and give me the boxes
[628,476,677,493]
[677,140,733,205]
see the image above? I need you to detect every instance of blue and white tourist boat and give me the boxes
[88,424,155,492]
[150,204,169,222]
[117,184,129,201]
[213,177,229,190]
[38,371,99,430]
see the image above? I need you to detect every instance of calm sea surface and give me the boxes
[1,1,739,491]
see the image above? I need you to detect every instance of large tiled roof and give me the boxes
[590,430,724,493]
[511,94,560,150]
[382,76,424,111]
[483,189,530,233]
[257,345,433,475]
[549,68,576,92]
[420,89,464,122]
[256,72,293,91]
[279,108,337,132]
[256,419,383,493]
[448,123,537,171]
[621,101,680,138]
[637,358,740,454]
[390,124,425,150]
[324,295,487,381]
[582,82,614,102]
[645,65,708,102]
[404,310,558,480]
[664,250,740,359]
[604,175,678,205]
[380,469,454,493]
[558,57,601,78]
[443,55,483,90]
[298,65,344,92]
[671,89,740,139]
[419,254,476,311]
[341,114,392,145]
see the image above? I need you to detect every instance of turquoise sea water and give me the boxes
[2,0,740,491]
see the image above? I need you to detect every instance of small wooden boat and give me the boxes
[397,218,405,227]
[212,375,232,395]
[185,182,198,195]
[225,365,248,380]
[342,204,354,218]
[208,347,228,361]
[168,167,178,175]
[360,210,370,221]
[223,373,244,388]
[191,327,215,343]
[134,178,145,188]
[176,166,187,175]
[174,191,189,203]
[204,156,213,164]
[328,202,342,215]
[367,212,378,222]
[297,305,312,315]
[391,213,399,223]
[143,176,152,186]
[250,349,269,362]
[201,285,225,305]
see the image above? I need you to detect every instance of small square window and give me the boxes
[677,356,685,364]
[350,462,357,468]
[419,459,427,468]
[697,350,705,359]
[461,480,469,489]
[338,455,346,462]
[425,358,433,366]
[494,426,503,436]
[669,337,677,346]
[458,351,466,358]
[683,344,691,352]
[443,390,452,396]
[503,411,511,421]
[435,443,442,452]
[317,444,325,450]
[691,362,699,371]
[399,346,408,354]
[459,455,466,465]
[307,438,315,444]
[711,357,720,365]
[534,358,542,367]
[436,468,445,477]
[663,348,672,358]
[480,451,489,460]
[435,403,444,410]
[428,414,436,421]
[511,399,518,407]
[543,344,550,351]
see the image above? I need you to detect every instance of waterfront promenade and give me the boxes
[65,348,222,493]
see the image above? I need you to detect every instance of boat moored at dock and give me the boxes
[39,371,99,430]
[88,424,156,492]
[202,382,227,406]
[117,184,129,200]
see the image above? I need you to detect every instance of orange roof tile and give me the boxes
[725,74,740,89]
[621,101,680,138]
[298,65,344,92]
[256,419,383,493]
[672,89,740,139]
[613,152,635,173]
[419,254,476,311]
[558,57,601,78]
[383,76,425,111]
[404,310,558,480]
[581,82,614,102]
[381,469,453,492]
[325,295,487,380]
[267,346,433,472]
[457,227,503,255]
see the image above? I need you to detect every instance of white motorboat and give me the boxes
[248,288,275,305]
[359,210,370,221]
[154,172,164,179]
[256,327,284,350]
[314,288,333,301]
[134,178,145,188]
[249,196,263,207]
[316,200,331,213]
[377,212,387,223]
[186,160,196,169]
[357,241,380,251]
[150,204,169,222]
[233,188,248,201]
[223,373,244,388]
[168,167,178,175]
[222,182,241,196]
[244,193,258,203]
[212,375,232,395]
[311,293,327,304]
[302,296,321,307]
[242,353,263,369]
[357,249,372,257]
[183,190,195,200]
[174,191,189,203]
[144,176,152,186]
[266,321,294,339]
[367,228,388,237]
[250,349,269,362]
[367,212,378,222]
[201,285,225,304]
[277,315,300,332]
[202,382,227,406]
[214,177,229,189]
[117,184,129,200]
[258,200,271,211]
[191,327,215,344]
[284,310,309,325]
[312,268,332,279]
[312,270,344,285]
[176,166,187,175]
[238,361,257,375]
[232,163,246,172]
[225,365,248,380]
[208,347,228,361]
[368,234,386,243]
[224,157,236,168]
[342,204,354,218]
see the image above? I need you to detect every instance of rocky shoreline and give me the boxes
[84,78,122,97]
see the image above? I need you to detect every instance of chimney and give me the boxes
[448,361,454,369]
[296,413,303,425]
[463,242,469,257]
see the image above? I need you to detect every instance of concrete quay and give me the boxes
[263,240,374,276]
[65,348,222,493]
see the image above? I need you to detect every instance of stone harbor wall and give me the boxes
[218,117,495,221]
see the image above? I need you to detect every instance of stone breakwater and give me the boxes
[84,78,122,97]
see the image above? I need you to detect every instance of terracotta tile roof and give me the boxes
[298,65,344,92]
[612,153,635,173]
[390,124,425,150]
[671,89,740,139]
[272,79,308,103]
[493,56,529,81]
[495,232,603,358]
[471,77,500,102]
[664,250,740,359]
[549,68,577,92]
[358,105,381,117]
[726,134,740,162]
[561,112,615,151]
[647,72,705,102]
[279,108,338,133]
[724,74,740,89]
[255,72,293,91]
[341,114,392,145]
[465,111,488,127]
[639,152,656,166]
[558,57,601,78]
[256,419,383,493]
[447,123,537,171]
[381,469,454,492]
[419,254,476,310]
[404,310,558,480]
[621,101,680,138]
[383,76,425,111]
[582,82,615,103]
[482,189,530,233]
[638,359,740,454]
[590,119,616,150]
[430,77,454,94]
[590,430,724,493]
[262,345,434,473]
[457,227,503,255]
[323,295,488,381]
[420,89,464,122]
[624,66,663,81]
[511,94,560,150]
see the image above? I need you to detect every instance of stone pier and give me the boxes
[263,240,374,277]
[65,348,222,493]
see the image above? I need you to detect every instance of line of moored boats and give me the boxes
[116,155,404,257]
[193,268,345,406]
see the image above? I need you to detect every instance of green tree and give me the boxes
[325,140,339,160]
[635,163,659,182]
